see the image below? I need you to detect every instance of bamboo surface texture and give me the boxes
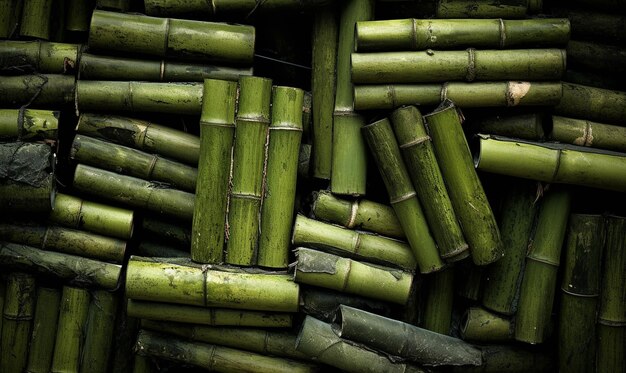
[0,108,58,141]
[0,41,79,74]
[26,287,61,373]
[551,115,626,152]
[554,82,626,125]
[20,0,53,39]
[422,267,455,334]
[436,0,540,18]
[51,286,90,373]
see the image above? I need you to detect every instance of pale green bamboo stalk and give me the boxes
[20,0,53,39]
[26,287,61,373]
[51,287,90,373]
[1,272,36,373]
[422,267,455,335]
[551,115,626,152]
[0,109,59,141]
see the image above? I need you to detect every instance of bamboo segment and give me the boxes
[79,53,252,82]
[144,0,333,16]
[354,81,562,110]
[452,345,555,373]
[515,189,570,344]
[551,116,626,152]
[0,74,75,107]
[425,100,502,265]
[300,287,394,323]
[51,287,90,373]
[20,0,52,39]
[292,215,416,271]
[481,180,537,315]
[73,164,195,221]
[475,136,626,192]
[355,18,569,51]
[88,10,254,64]
[96,0,128,10]
[597,324,626,373]
[470,113,544,140]
[257,86,304,268]
[567,40,626,76]
[226,76,272,266]
[1,273,36,373]
[362,118,443,273]
[26,287,61,373]
[311,5,337,180]
[422,267,455,334]
[0,41,79,74]
[0,243,122,290]
[126,256,299,312]
[71,134,198,192]
[312,191,404,239]
[391,106,468,260]
[128,299,292,327]
[461,307,513,342]
[555,83,626,125]
[81,290,117,373]
[0,109,58,141]
[65,0,93,32]
[77,113,200,166]
[191,79,237,264]
[136,241,189,258]
[141,217,190,246]
[550,7,625,45]
[436,0,535,18]
[0,0,17,38]
[136,330,318,373]
[294,248,413,305]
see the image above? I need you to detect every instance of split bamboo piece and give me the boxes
[191,79,237,263]
[0,272,36,373]
[425,100,502,265]
[0,41,79,74]
[81,290,117,373]
[422,267,455,334]
[89,10,254,64]
[452,345,555,373]
[127,299,292,327]
[257,86,304,268]
[391,106,468,261]
[469,113,544,140]
[143,0,332,16]
[226,76,272,266]
[551,115,626,152]
[311,190,404,239]
[26,287,61,373]
[362,118,443,273]
[141,217,190,246]
[294,248,413,305]
[65,0,93,32]
[0,109,58,141]
[355,18,569,51]
[20,0,53,39]
[300,287,394,323]
[73,164,195,221]
[0,74,75,107]
[555,83,626,125]
[354,81,562,110]
[461,307,513,342]
[436,0,541,18]
[292,215,416,271]
[515,188,570,344]
[51,286,90,373]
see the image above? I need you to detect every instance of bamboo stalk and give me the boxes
[0,0,18,38]
[436,0,535,18]
[461,307,513,342]
[1,272,36,373]
[515,188,570,344]
[354,81,563,110]
[0,41,79,74]
[294,248,413,305]
[300,286,394,323]
[26,287,60,373]
[51,286,90,373]
[81,290,117,373]
[136,241,189,258]
[20,0,52,39]
[144,0,333,16]
[555,82,626,125]
[551,115,626,152]
[425,100,503,265]
[362,118,443,273]
[469,113,544,140]
[597,324,625,373]
[452,345,555,373]
[96,0,128,10]
[141,217,190,246]
[550,7,625,46]
[0,74,75,107]
[422,267,455,335]
[257,86,304,268]
[567,40,626,76]
[0,109,58,141]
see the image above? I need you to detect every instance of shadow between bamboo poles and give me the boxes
[51,286,90,373]
[26,287,61,373]
[144,0,334,16]
[551,115,626,153]
[555,82,626,125]
[0,41,79,74]
[65,0,93,32]
[299,286,395,323]
[567,40,626,76]
[96,0,129,11]
[81,290,118,373]
[460,307,513,342]
[136,241,190,258]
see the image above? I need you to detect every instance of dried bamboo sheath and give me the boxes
[0,109,58,141]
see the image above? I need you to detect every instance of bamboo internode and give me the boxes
[436,0,541,19]
[0,74,75,107]
[26,287,60,373]
[1,272,35,373]
[555,82,626,125]
[422,267,455,334]
[551,115,626,152]
[51,286,90,373]
[0,109,58,141]
[0,41,79,74]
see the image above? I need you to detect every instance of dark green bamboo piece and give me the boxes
[457,263,484,301]
[65,0,93,32]
[0,0,20,38]
[470,113,544,140]
[564,69,626,92]
[96,0,128,10]
[567,40,626,76]
[362,118,443,273]
[257,86,304,268]
[551,115,626,152]
[425,100,502,265]
[422,267,455,335]
[0,109,58,141]
[597,324,625,373]
[461,307,513,342]
[452,345,555,373]
[436,0,540,18]
[26,287,61,373]
[144,0,332,16]
[20,0,52,39]
[1,272,36,373]
[555,82,626,126]
[515,189,570,344]
[136,241,189,258]
[0,41,79,74]
[0,74,75,107]
[132,356,154,373]
[141,217,190,246]
[81,290,117,373]
[550,7,625,45]
[51,286,90,373]
[300,287,394,323]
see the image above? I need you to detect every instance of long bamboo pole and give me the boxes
[26,287,61,373]
[51,286,90,373]
[0,74,75,107]
[144,0,332,16]
[436,0,540,18]
[551,115,626,152]
[0,41,79,74]
[0,109,58,142]
[555,82,626,125]
[81,290,118,373]
[1,272,36,373]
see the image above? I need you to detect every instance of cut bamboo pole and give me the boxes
[422,267,455,334]
[311,190,404,238]
[292,215,416,270]
[551,115,626,152]
[81,290,117,373]
[65,0,93,32]
[73,164,195,221]
[515,188,570,344]
[141,217,190,246]
[425,100,502,265]
[20,0,52,39]
[355,18,569,52]
[191,79,237,263]
[300,287,394,323]
[1,272,36,373]
[555,82,626,125]
[354,81,562,110]
[0,74,75,107]
[436,0,539,18]
[257,86,304,268]
[226,76,272,266]
[51,286,90,373]
[144,0,332,16]
[0,243,122,290]
[452,345,555,373]
[469,113,544,140]
[461,307,513,342]
[362,118,443,273]
[0,109,58,141]
[0,41,79,74]
[294,248,413,305]
[26,287,61,373]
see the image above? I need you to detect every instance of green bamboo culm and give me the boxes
[554,82,626,125]
[51,287,90,373]
[311,5,338,179]
[20,0,53,39]
[66,0,94,32]
[143,0,333,16]
[88,10,255,64]
[355,18,570,52]
[141,217,190,246]
[559,214,605,373]
[312,190,405,239]
[424,100,503,265]
[0,41,79,74]
[0,0,19,38]
[0,109,59,141]
[292,214,416,271]
[436,0,541,18]
[362,118,443,273]
[0,74,75,107]
[461,307,514,342]
[331,0,374,196]
[469,113,545,140]
[567,40,626,77]
[1,272,36,373]
[551,115,626,153]
[515,188,571,344]
[191,79,237,264]
[422,267,455,335]
[81,290,118,373]
[354,81,563,110]
[257,86,304,268]
[226,76,272,266]
[26,287,61,373]
[96,0,128,10]
[390,106,468,261]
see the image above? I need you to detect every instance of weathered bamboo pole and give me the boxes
[354,81,562,110]
[550,7,626,45]
[567,40,626,76]
[436,0,540,18]
[65,0,93,32]
[141,217,190,246]
[461,307,513,342]
[257,86,304,268]
[26,287,60,373]
[144,0,332,16]
[0,74,74,107]
[551,115,626,152]
[452,345,555,373]
[300,286,395,322]
[20,0,52,39]
[0,41,79,74]
[555,83,626,125]
[422,267,455,334]
[51,286,90,373]
[469,113,544,140]
[0,109,58,141]
[81,290,118,373]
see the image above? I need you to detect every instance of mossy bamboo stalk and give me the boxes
[226,76,272,266]
[26,287,61,373]
[311,190,404,238]
[515,189,570,344]
[292,215,415,270]
[436,0,536,18]
[452,345,555,373]
[294,248,413,305]
[300,287,394,323]
[362,118,443,273]
[96,0,128,10]
[475,136,626,192]
[461,307,513,342]
[81,290,117,373]
[0,41,79,74]
[1,273,36,373]
[136,241,189,258]
[51,286,90,373]
[20,0,52,39]
[355,18,569,52]
[257,86,304,268]
[354,81,562,110]
[141,217,190,246]
[65,0,93,32]
[482,180,537,315]
[0,109,58,141]
[425,100,502,265]
[555,83,626,125]
[551,115,626,152]
[470,113,544,140]
[73,164,195,221]
[567,40,626,76]
[391,106,468,261]
[144,0,332,16]
[0,74,75,107]
[422,267,455,335]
